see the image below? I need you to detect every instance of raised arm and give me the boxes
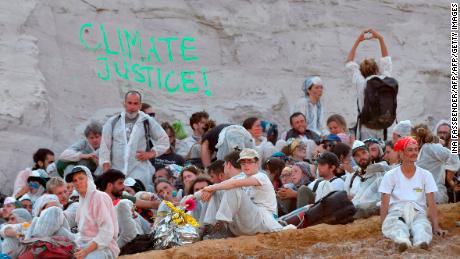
[369,29,388,57]
[346,30,366,63]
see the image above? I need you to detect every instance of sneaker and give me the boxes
[203,221,233,240]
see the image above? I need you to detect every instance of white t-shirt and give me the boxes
[378,166,438,212]
[247,172,277,215]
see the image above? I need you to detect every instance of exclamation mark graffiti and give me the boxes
[202,67,211,96]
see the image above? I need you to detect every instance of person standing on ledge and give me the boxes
[99,90,169,192]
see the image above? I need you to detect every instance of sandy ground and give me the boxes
[121,203,460,258]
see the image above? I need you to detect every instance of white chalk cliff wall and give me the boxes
[0,0,451,193]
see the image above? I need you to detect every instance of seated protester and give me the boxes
[180,165,203,195]
[307,152,345,202]
[26,194,75,243]
[183,176,214,221]
[379,137,447,252]
[262,158,286,192]
[278,162,316,214]
[13,148,54,199]
[0,208,32,258]
[282,112,322,145]
[153,166,178,187]
[412,124,460,204]
[176,111,209,158]
[434,120,452,150]
[201,123,232,168]
[154,179,182,227]
[215,125,255,161]
[281,139,308,164]
[363,138,385,163]
[23,169,50,203]
[1,197,20,223]
[65,166,119,259]
[151,122,185,170]
[326,114,354,145]
[331,143,353,177]
[312,134,342,159]
[123,177,146,196]
[199,148,282,238]
[260,121,278,146]
[243,117,276,163]
[46,177,79,229]
[58,122,103,177]
[207,160,226,184]
[18,195,33,214]
[291,76,325,136]
[345,141,387,218]
[392,120,412,143]
[383,140,400,168]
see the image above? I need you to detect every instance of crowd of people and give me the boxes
[0,29,459,258]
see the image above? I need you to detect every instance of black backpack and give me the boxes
[359,77,398,130]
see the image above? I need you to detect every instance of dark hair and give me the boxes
[385,140,394,149]
[289,112,306,126]
[242,117,259,130]
[262,158,285,181]
[412,124,437,146]
[124,90,142,102]
[141,103,151,112]
[161,122,176,148]
[154,178,174,193]
[179,166,203,184]
[33,148,54,165]
[84,121,102,137]
[189,111,209,131]
[331,143,351,161]
[326,114,347,131]
[207,160,225,175]
[152,167,174,184]
[95,169,125,191]
[189,175,213,195]
[224,151,241,169]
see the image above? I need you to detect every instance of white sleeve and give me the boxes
[99,119,114,166]
[251,173,270,187]
[91,194,117,249]
[378,171,395,194]
[332,178,345,191]
[432,145,460,172]
[379,56,392,77]
[424,171,438,194]
[345,61,366,109]
[148,118,170,157]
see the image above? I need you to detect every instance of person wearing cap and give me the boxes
[363,138,385,163]
[392,120,412,143]
[18,195,33,214]
[412,124,460,204]
[123,177,146,196]
[0,198,18,221]
[312,134,342,159]
[13,148,54,200]
[99,90,170,192]
[346,28,393,140]
[199,148,282,238]
[281,138,309,163]
[66,166,119,259]
[379,136,446,252]
[22,169,50,203]
[307,152,345,202]
[291,76,325,136]
[345,141,387,218]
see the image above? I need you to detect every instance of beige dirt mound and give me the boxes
[121,204,460,258]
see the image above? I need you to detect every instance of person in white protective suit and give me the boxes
[65,165,119,259]
[200,148,282,237]
[345,140,388,218]
[0,208,32,258]
[379,136,447,252]
[99,90,170,192]
[412,124,460,204]
[242,117,276,163]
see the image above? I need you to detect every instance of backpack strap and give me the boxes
[349,172,360,189]
[110,114,122,162]
[143,119,153,151]
[383,128,388,141]
[329,176,339,183]
[312,179,323,193]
